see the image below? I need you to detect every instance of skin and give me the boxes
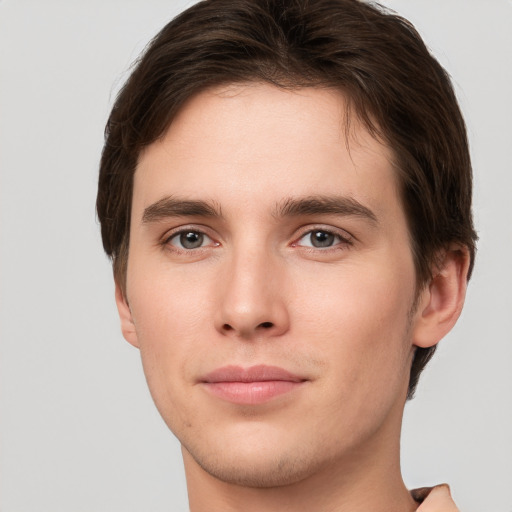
[116,83,469,512]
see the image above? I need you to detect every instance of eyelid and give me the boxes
[291,225,354,248]
[161,224,220,249]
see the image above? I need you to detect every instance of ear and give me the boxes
[115,282,140,348]
[412,246,471,348]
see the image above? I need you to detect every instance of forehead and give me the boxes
[134,83,401,222]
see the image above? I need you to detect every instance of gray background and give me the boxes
[1,1,511,510]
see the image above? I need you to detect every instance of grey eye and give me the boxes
[169,230,211,249]
[180,231,204,249]
[295,229,352,250]
[309,230,335,248]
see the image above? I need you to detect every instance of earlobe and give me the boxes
[412,246,470,349]
[115,282,140,348]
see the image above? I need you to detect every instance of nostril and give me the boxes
[221,321,275,333]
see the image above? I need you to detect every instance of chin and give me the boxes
[180,428,334,489]
[189,447,321,488]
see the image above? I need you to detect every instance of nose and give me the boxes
[215,248,290,340]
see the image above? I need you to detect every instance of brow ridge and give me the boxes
[141,194,377,225]
[275,195,378,223]
[142,196,222,223]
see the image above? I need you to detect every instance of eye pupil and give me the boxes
[311,230,335,247]
[180,231,204,249]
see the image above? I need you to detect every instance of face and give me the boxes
[120,84,421,487]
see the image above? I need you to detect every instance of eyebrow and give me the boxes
[142,196,222,224]
[141,194,377,225]
[275,195,378,224]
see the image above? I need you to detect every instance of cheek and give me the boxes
[130,263,211,342]
[294,260,413,333]
[127,270,212,407]
[292,262,415,387]
[292,267,414,439]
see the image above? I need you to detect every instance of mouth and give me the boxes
[200,365,307,405]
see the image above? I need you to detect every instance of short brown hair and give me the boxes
[97,0,477,398]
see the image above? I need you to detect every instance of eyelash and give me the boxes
[163,227,218,252]
[292,227,353,251]
[161,226,354,253]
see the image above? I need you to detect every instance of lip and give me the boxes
[200,365,307,405]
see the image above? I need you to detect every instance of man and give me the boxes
[97,1,477,510]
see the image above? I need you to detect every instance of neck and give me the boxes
[183,401,417,512]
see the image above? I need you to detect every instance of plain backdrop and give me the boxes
[1,1,511,511]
